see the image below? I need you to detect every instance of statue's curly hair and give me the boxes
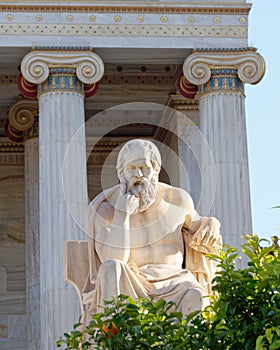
[116,139,161,182]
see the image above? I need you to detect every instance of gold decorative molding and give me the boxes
[6,13,14,20]
[168,95,199,112]
[0,139,25,165]
[197,70,245,97]
[37,67,84,96]
[89,140,125,153]
[167,94,199,125]
[192,47,253,53]
[0,138,126,154]
[0,23,247,39]
[0,139,123,152]
[0,4,251,15]
[0,141,24,153]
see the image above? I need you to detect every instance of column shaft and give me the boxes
[7,99,40,350]
[25,138,40,350]
[199,93,252,256]
[39,91,88,348]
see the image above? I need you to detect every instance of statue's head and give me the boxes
[116,139,162,212]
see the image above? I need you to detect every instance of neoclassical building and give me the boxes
[0,1,265,349]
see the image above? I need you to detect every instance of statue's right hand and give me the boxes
[115,184,140,215]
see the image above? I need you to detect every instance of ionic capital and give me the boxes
[21,49,104,85]
[183,48,265,86]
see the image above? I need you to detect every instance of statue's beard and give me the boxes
[127,176,157,213]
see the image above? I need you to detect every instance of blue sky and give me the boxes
[246,1,280,241]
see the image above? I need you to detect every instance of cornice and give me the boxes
[0,4,251,15]
[193,47,256,53]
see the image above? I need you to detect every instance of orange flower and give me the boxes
[102,322,118,338]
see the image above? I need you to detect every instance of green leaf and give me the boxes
[242,246,257,260]
[270,340,280,350]
[56,340,63,347]
[265,328,273,344]
[73,323,82,329]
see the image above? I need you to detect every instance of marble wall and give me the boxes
[0,165,26,349]
[0,152,131,349]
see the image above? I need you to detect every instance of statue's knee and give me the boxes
[191,287,206,298]
[98,259,124,275]
[187,288,209,310]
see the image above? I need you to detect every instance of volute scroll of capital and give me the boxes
[8,99,38,131]
[183,60,211,86]
[21,50,104,85]
[183,50,266,86]
[76,58,104,85]
[237,51,266,84]
[21,53,49,85]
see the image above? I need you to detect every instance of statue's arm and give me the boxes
[94,186,140,264]
[94,202,131,263]
[182,192,222,293]
[183,192,222,251]
[183,192,202,232]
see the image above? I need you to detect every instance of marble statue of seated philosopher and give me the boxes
[76,139,222,319]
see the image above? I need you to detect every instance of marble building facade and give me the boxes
[0,1,265,349]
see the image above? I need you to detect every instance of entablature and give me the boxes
[0,1,250,48]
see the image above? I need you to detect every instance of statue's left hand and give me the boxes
[191,217,222,249]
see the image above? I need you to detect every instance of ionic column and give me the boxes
[21,49,104,349]
[183,48,265,266]
[7,98,40,349]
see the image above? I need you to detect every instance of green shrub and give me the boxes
[57,235,280,350]
[184,234,280,350]
[57,295,194,349]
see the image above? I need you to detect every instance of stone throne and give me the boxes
[63,241,92,317]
